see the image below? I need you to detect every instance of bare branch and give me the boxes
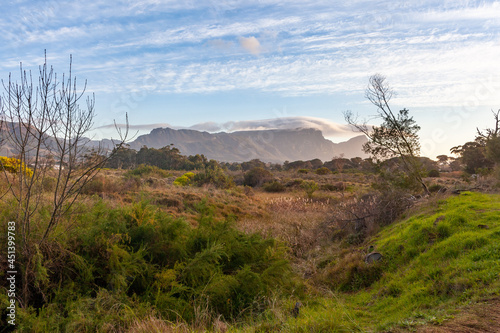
[0,52,129,305]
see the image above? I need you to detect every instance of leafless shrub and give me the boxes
[329,189,414,243]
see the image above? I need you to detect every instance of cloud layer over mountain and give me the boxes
[96,116,357,138]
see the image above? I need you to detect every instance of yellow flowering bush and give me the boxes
[0,156,34,177]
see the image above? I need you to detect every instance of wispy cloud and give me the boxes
[419,2,500,22]
[1,0,499,122]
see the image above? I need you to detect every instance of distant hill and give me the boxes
[128,127,368,163]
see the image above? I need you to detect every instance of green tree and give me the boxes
[345,74,429,195]
[241,159,266,171]
[194,160,234,188]
[106,144,137,169]
[450,139,493,174]
[450,110,500,175]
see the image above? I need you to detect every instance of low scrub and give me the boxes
[315,167,331,175]
[173,172,195,186]
[0,199,298,330]
[329,189,414,242]
[263,180,286,192]
[194,164,234,189]
[126,164,171,178]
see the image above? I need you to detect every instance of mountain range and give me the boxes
[128,127,368,163]
[0,122,368,163]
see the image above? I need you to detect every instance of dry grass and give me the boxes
[236,192,340,281]
[127,316,191,333]
[238,195,333,252]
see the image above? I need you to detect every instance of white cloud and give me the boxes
[187,116,354,137]
[95,123,172,130]
[419,2,500,22]
[239,36,262,55]
[94,116,356,138]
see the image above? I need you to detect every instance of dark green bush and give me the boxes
[428,169,440,178]
[315,167,330,175]
[243,167,273,187]
[325,253,384,292]
[297,169,309,174]
[263,181,286,193]
[301,180,319,198]
[194,164,234,189]
[321,182,345,192]
[0,188,299,329]
[285,179,303,187]
[429,184,445,193]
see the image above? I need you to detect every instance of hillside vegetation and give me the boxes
[1,161,498,332]
[258,191,500,332]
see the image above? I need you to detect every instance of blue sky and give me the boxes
[1,0,500,158]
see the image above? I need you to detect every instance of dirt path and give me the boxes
[416,298,500,333]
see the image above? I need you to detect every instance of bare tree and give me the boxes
[0,53,129,306]
[344,74,429,195]
[476,109,500,140]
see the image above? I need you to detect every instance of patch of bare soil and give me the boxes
[417,298,500,333]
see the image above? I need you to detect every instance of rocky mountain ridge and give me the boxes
[128,127,368,163]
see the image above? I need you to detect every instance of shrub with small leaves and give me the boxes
[315,167,330,175]
[428,169,440,178]
[243,167,272,187]
[194,164,234,188]
[0,156,33,177]
[301,180,319,198]
[174,172,195,186]
[263,181,286,193]
[429,184,445,193]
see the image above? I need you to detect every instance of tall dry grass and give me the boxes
[237,194,339,280]
[127,316,190,333]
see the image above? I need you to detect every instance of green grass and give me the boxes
[365,192,500,330]
[236,192,500,332]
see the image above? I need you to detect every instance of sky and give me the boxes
[1,0,500,158]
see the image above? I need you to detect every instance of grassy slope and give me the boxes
[238,192,500,332]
